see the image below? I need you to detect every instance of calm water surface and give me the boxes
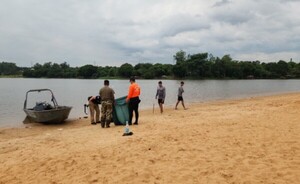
[0,78,300,127]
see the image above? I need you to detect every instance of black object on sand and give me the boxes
[122,132,133,136]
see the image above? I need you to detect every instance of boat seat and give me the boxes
[33,102,53,111]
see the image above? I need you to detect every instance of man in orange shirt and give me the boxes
[126,77,141,125]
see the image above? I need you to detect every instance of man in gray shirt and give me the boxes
[175,81,187,110]
[155,81,166,113]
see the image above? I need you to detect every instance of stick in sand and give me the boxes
[153,102,155,114]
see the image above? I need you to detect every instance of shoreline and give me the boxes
[1,91,299,129]
[0,92,299,139]
[1,93,299,183]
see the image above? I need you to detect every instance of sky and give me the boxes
[0,0,299,67]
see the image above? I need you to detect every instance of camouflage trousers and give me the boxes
[101,101,113,124]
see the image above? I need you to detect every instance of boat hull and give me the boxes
[24,106,72,123]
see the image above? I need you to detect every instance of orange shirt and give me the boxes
[126,83,140,100]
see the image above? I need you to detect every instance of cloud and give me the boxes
[213,0,231,7]
[0,0,299,67]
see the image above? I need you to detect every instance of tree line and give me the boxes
[1,50,300,79]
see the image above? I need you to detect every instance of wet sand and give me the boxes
[0,93,299,183]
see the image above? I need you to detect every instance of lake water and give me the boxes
[1,78,300,128]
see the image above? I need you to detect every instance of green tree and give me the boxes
[134,63,153,78]
[108,67,118,77]
[152,63,165,78]
[77,65,98,78]
[173,50,186,64]
[186,53,209,77]
[32,63,44,77]
[0,62,20,75]
[143,68,155,79]
[97,66,108,77]
[277,60,289,77]
[172,63,187,78]
[47,63,63,78]
[263,61,288,78]
[291,63,300,78]
[118,63,134,77]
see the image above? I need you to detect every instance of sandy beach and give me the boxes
[0,93,299,184]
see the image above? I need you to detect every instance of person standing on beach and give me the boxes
[126,77,141,125]
[87,95,101,125]
[155,81,166,113]
[175,81,187,110]
[99,80,115,128]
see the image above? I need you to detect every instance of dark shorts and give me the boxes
[178,96,183,101]
[158,99,164,104]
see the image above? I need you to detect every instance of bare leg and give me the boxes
[159,103,163,113]
[175,101,179,109]
[182,100,187,110]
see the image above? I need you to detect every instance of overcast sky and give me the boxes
[0,0,299,67]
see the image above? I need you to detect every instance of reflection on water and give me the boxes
[0,78,300,127]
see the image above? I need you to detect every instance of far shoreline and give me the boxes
[2,76,300,80]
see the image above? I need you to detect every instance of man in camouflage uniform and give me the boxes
[99,80,115,128]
